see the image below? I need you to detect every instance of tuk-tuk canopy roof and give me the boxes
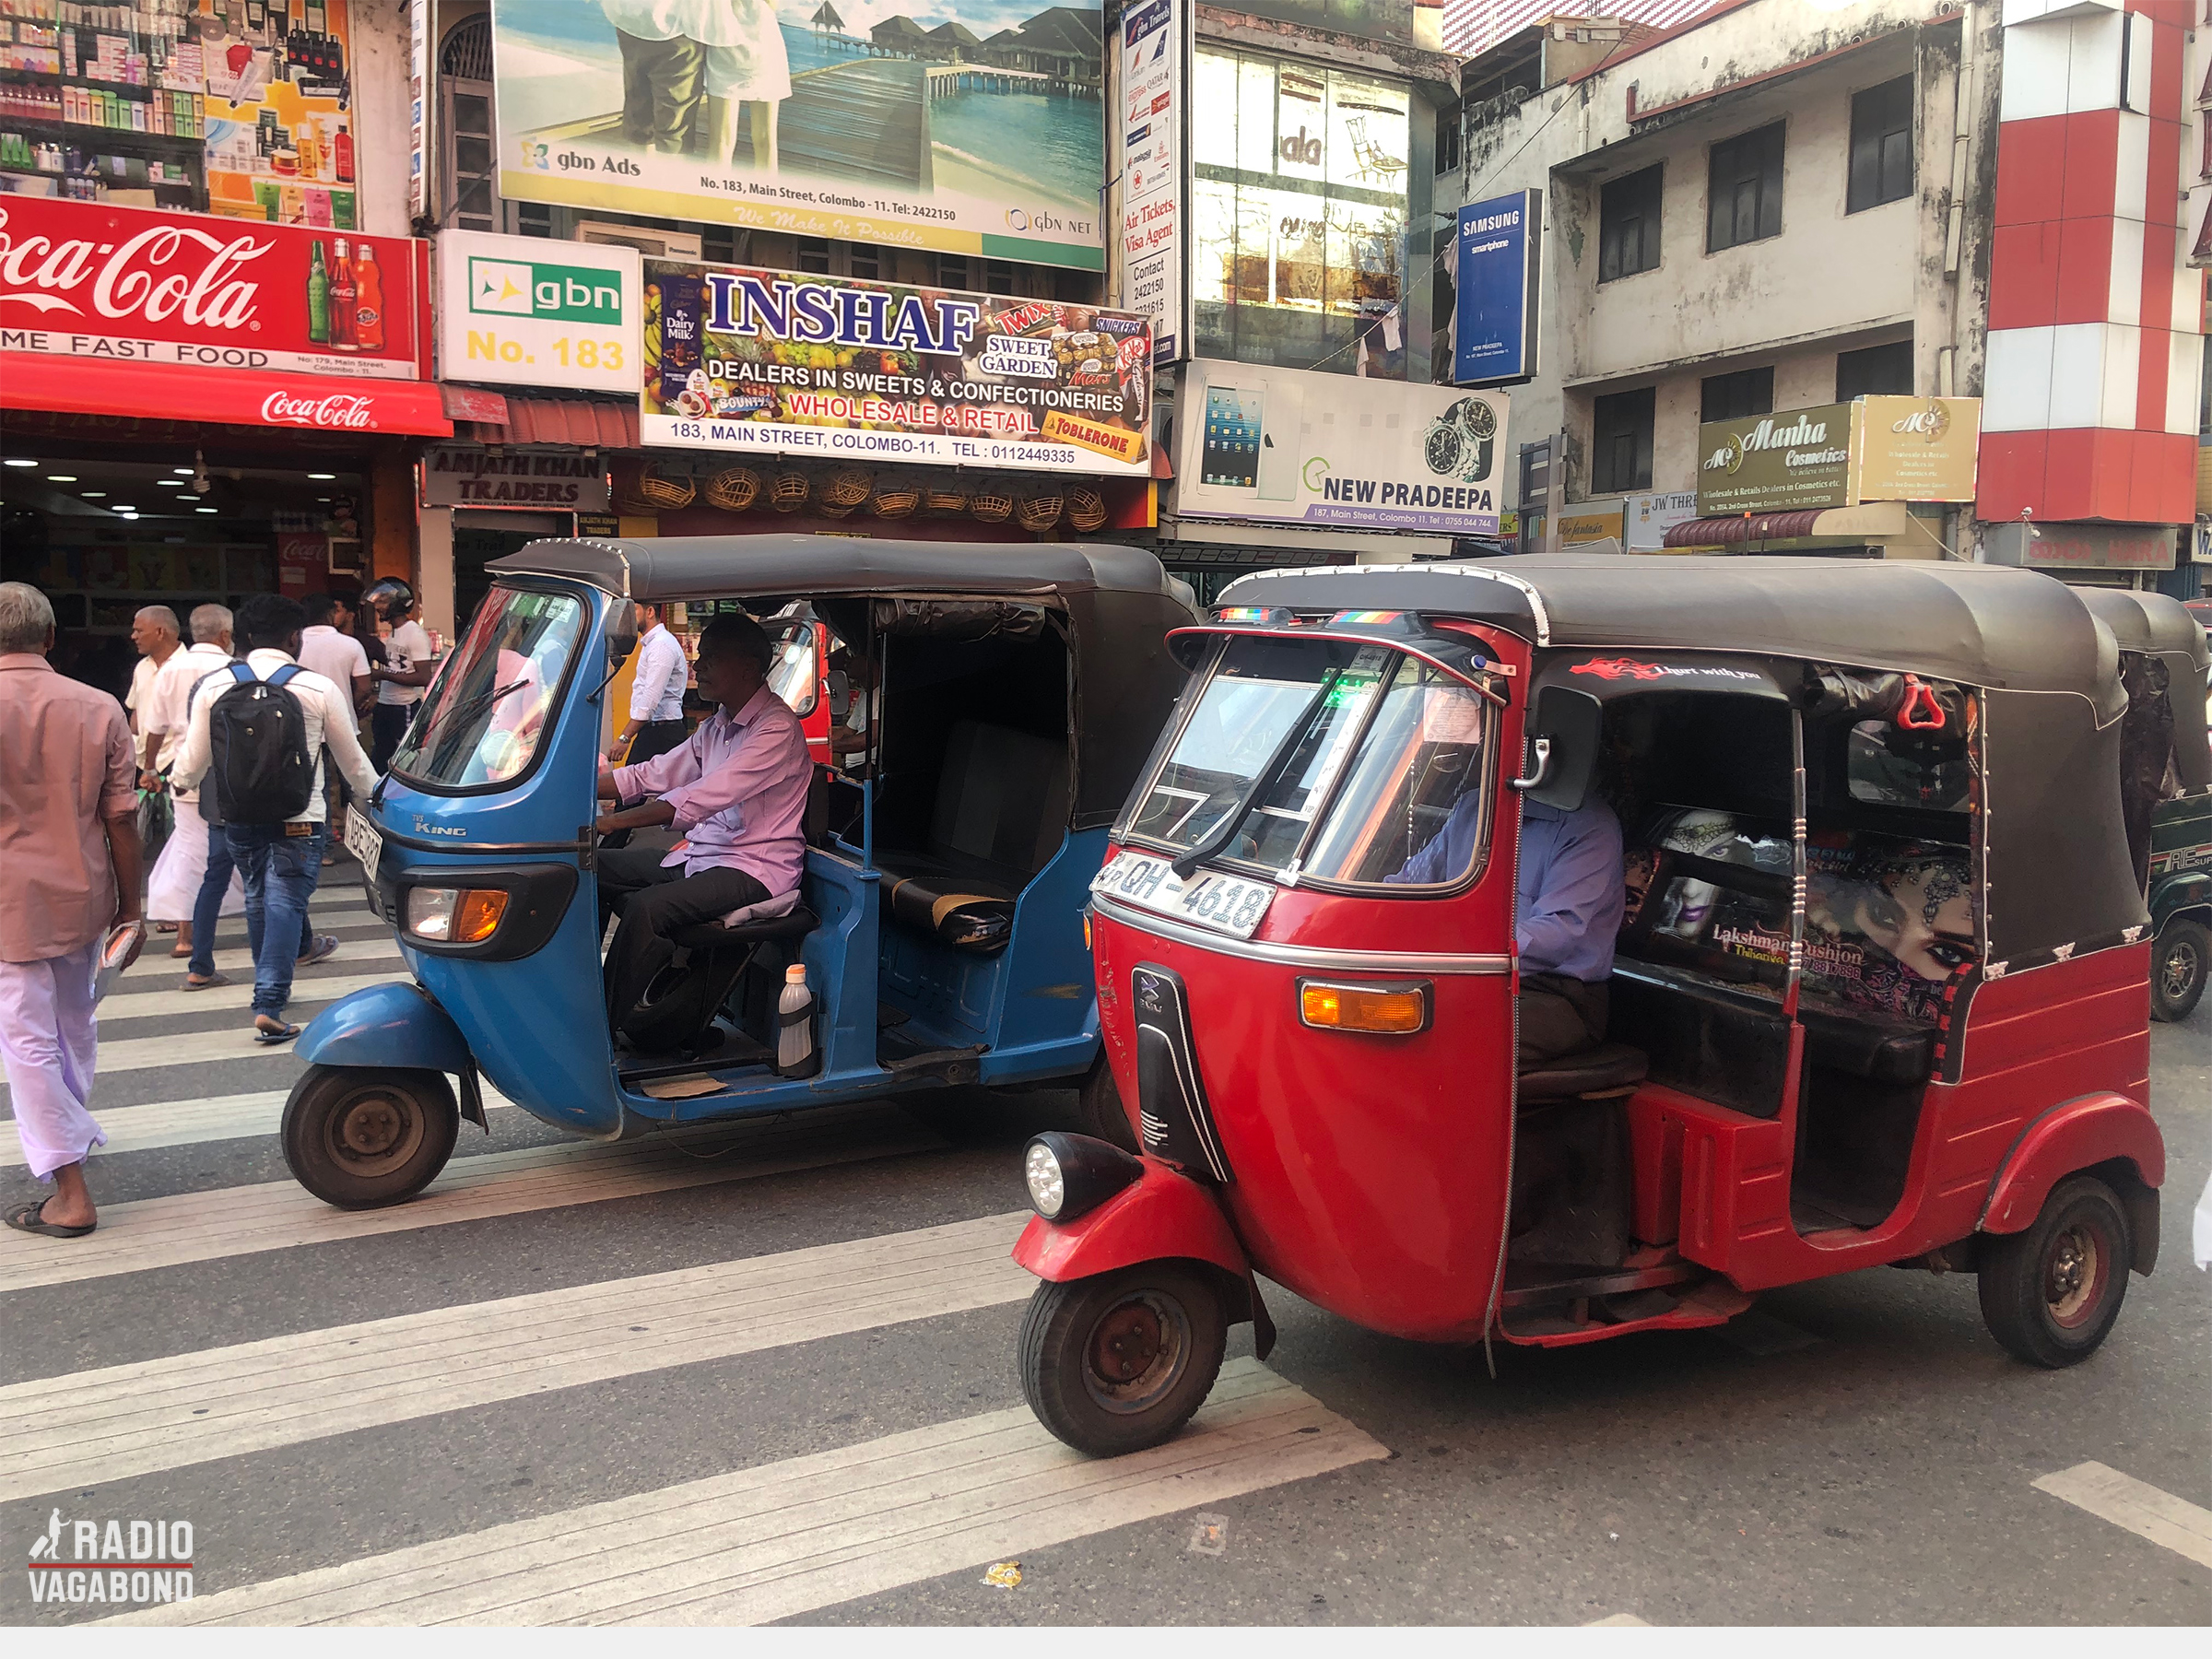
[487,535,1182,606]
[1216,555,2122,704]
[2072,585,2212,792]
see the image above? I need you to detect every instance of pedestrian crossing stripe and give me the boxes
[0,1101,944,1295]
[93,969,408,1027]
[101,1360,1387,1626]
[31,999,408,1079]
[2034,1462,2212,1570]
[117,934,397,984]
[0,1213,1033,1503]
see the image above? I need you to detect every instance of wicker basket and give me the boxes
[970,484,1014,523]
[868,479,921,519]
[816,497,858,519]
[1065,484,1108,532]
[922,483,970,514]
[704,465,761,512]
[1016,488,1065,532]
[768,470,812,512]
[821,465,872,509]
[633,465,695,511]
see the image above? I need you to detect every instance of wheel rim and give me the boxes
[2043,1218,2112,1329]
[321,1086,427,1179]
[1080,1288,1193,1416]
[2159,938,2200,1002]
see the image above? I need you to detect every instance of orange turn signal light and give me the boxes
[453,889,511,945]
[1299,981,1429,1034]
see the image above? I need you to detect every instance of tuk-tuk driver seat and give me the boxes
[1517,1042,1648,1104]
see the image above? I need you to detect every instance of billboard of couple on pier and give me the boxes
[491,1,1109,270]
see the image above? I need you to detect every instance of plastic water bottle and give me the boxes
[776,963,818,1077]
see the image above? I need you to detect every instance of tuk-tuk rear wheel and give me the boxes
[1076,1053,1139,1154]
[2148,919,2207,1023]
[281,1065,461,1211]
[1018,1264,1227,1457]
[1976,1175,2131,1369]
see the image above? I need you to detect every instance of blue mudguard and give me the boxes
[297,981,474,1075]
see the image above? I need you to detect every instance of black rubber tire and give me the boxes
[2148,918,2208,1023]
[1018,1264,1228,1457]
[1076,1052,1140,1153]
[281,1065,460,1210]
[1976,1174,2132,1368]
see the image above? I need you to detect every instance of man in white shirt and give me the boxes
[125,605,181,784]
[608,604,690,765]
[142,604,245,961]
[367,585,439,771]
[300,590,374,864]
[171,594,381,1043]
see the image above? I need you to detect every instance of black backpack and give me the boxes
[208,662,314,826]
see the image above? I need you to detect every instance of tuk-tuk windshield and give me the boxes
[391,586,584,790]
[1128,637,1492,887]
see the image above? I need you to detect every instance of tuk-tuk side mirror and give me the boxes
[605,599,640,670]
[1512,685,1602,812]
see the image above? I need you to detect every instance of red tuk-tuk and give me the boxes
[1010,557,2182,1457]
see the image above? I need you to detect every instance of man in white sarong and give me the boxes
[143,604,243,960]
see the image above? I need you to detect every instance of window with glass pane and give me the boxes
[1307,658,1491,887]
[1836,338,1912,399]
[1708,121,1785,252]
[1700,366,1773,422]
[1847,76,1914,214]
[392,588,584,791]
[444,83,498,233]
[1591,386,1655,494]
[1598,164,1663,282]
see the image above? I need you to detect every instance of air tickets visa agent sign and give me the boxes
[1173,361,1509,536]
[1454,190,1540,385]
[436,229,641,394]
[641,261,1153,475]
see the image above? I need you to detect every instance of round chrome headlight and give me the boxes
[1023,1139,1066,1218]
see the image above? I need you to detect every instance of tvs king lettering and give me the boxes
[0,205,268,331]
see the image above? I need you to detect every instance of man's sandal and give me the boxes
[6,1200,96,1239]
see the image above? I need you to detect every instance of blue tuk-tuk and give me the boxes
[284,535,1193,1207]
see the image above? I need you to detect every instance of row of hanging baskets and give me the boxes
[618,463,1108,533]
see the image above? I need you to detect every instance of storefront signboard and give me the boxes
[437,230,641,394]
[1173,359,1510,535]
[0,197,428,380]
[423,446,612,509]
[488,1,1106,272]
[639,261,1152,474]
[1624,489,1700,550]
[1453,190,1540,385]
[1114,0,1185,363]
[1853,395,1981,502]
[1695,401,1853,515]
[1983,523,2176,571]
[1558,503,1623,547]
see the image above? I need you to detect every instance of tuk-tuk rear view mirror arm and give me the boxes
[1171,665,1345,882]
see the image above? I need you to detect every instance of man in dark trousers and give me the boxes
[594,613,810,1035]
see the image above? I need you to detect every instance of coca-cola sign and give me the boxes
[0,198,426,382]
[260,391,377,429]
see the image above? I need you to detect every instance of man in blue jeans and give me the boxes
[171,595,382,1043]
[183,821,330,990]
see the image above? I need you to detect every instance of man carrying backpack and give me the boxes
[171,594,382,1044]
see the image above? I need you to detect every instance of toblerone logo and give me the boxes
[1041,410,1142,463]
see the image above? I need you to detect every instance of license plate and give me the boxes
[1090,851,1275,939]
[344,809,382,884]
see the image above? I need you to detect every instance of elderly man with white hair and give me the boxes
[143,603,246,962]
[0,582,145,1239]
[125,605,181,777]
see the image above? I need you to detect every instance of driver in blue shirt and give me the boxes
[1389,792,1625,1069]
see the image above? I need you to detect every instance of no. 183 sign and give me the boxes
[436,229,640,394]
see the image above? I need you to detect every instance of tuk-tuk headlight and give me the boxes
[1022,1132,1146,1224]
[405,887,511,946]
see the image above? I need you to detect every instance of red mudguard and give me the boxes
[1013,1160,1250,1285]
[1979,1091,2165,1235]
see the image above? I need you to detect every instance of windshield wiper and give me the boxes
[1171,665,1342,881]
[433,677,532,732]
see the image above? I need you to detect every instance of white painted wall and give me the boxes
[355,0,416,240]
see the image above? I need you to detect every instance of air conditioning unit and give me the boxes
[576,220,703,261]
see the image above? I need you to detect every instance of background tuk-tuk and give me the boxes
[2073,587,2212,1022]
[285,536,1193,1208]
[1009,556,2183,1457]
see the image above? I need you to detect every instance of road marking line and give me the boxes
[0,1212,1033,1503]
[2033,1462,2212,1570]
[1586,1614,1649,1626]
[120,935,395,982]
[1,1084,525,1169]
[0,1101,942,1295]
[93,970,404,1025]
[103,1359,1386,1627]
[29,1003,405,1079]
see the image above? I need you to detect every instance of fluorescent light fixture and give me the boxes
[307,472,336,480]
[81,491,106,499]
[47,474,78,482]
[172,466,194,475]
[196,507,218,514]
[3,458,36,468]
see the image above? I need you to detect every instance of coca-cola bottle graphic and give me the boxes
[307,240,330,344]
[352,242,384,352]
[328,237,358,350]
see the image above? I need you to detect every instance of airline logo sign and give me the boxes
[438,229,640,394]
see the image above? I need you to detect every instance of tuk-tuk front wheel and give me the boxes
[1019,1264,1227,1457]
[2148,918,2207,1022]
[1976,1175,2132,1368]
[1076,1053,1139,1154]
[282,1065,460,1210]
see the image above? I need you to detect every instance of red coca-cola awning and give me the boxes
[0,355,453,438]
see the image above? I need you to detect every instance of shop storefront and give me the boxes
[0,196,444,684]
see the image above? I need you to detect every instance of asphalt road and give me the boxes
[2,877,2206,1627]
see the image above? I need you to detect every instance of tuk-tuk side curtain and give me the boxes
[1981,689,2148,963]
[2154,648,2211,793]
[1069,590,1198,830]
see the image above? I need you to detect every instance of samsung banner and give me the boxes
[1173,360,1509,535]
[1453,190,1541,385]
